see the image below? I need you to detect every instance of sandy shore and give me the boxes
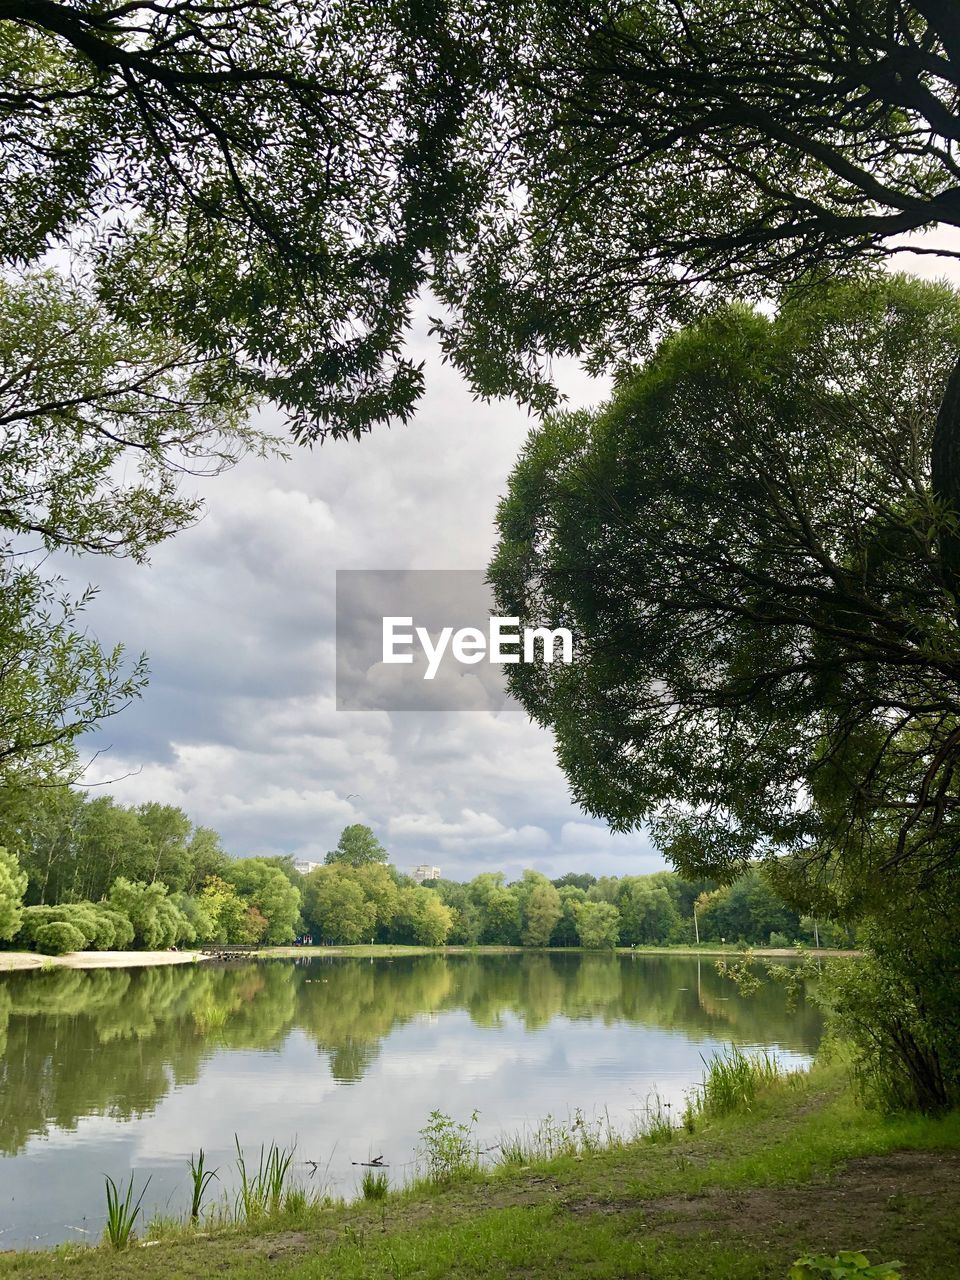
[0,950,208,972]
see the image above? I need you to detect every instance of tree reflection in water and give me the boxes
[0,953,822,1154]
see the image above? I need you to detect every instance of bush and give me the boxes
[15,902,131,953]
[33,921,86,955]
[820,878,960,1112]
[100,908,135,950]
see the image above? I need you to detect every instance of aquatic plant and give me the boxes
[360,1168,389,1200]
[103,1172,150,1249]
[234,1136,296,1220]
[699,1045,786,1116]
[187,1148,218,1221]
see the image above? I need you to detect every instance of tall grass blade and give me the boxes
[103,1172,151,1249]
[187,1148,219,1221]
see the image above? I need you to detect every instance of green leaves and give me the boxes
[789,1252,904,1280]
[489,273,960,887]
[0,846,27,942]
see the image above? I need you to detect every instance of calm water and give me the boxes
[0,953,822,1247]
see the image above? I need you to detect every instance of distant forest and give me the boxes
[0,793,843,955]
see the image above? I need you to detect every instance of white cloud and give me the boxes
[59,306,660,880]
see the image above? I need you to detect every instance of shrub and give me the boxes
[789,1252,902,1279]
[416,1110,480,1184]
[15,902,129,952]
[33,921,86,955]
[820,878,960,1113]
[101,909,135,950]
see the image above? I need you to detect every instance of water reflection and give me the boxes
[0,954,822,1246]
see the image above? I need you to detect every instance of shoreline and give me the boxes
[0,950,208,972]
[261,942,860,959]
[0,1061,955,1276]
[0,942,858,972]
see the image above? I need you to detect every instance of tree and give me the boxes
[393,886,454,946]
[325,825,389,869]
[138,804,193,889]
[108,877,190,948]
[0,4,476,438]
[574,900,620,950]
[551,872,596,891]
[0,566,147,787]
[427,3,960,420]
[491,274,960,897]
[302,866,376,945]
[199,875,260,944]
[225,858,301,944]
[183,828,229,895]
[517,872,562,947]
[551,886,587,946]
[468,874,521,944]
[0,847,27,941]
[431,878,481,945]
[0,270,273,783]
[353,863,401,933]
[617,881,681,947]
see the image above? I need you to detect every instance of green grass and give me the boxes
[102,1173,150,1249]
[360,1168,390,1201]
[187,1148,218,1221]
[3,1062,959,1279]
[698,1045,794,1117]
[234,1137,297,1221]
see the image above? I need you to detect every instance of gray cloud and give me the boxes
[55,311,664,880]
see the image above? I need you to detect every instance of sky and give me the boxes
[59,309,666,883]
[57,229,960,884]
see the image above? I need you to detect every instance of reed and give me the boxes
[360,1168,389,1200]
[234,1136,296,1221]
[187,1148,218,1221]
[698,1045,786,1116]
[103,1173,151,1250]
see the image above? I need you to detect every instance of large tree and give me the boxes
[325,824,389,868]
[490,273,960,905]
[0,0,483,436]
[432,2,960,400]
[7,1,960,434]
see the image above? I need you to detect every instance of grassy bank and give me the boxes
[0,944,856,971]
[3,1059,958,1279]
[262,943,856,959]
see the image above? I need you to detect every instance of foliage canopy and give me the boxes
[491,274,960,901]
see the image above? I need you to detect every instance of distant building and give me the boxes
[412,864,441,884]
[293,859,322,876]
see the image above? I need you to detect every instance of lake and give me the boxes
[0,952,822,1247]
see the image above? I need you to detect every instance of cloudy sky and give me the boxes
[60,308,665,882]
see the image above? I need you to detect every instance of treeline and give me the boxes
[408,867,841,950]
[0,791,302,954]
[0,791,838,955]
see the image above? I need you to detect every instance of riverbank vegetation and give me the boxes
[1,1057,958,1279]
[0,797,844,957]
